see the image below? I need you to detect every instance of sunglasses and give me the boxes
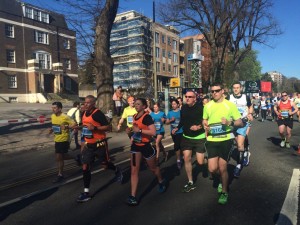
[282,95,288,97]
[185,96,195,98]
[211,89,222,93]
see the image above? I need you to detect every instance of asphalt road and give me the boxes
[0,115,300,225]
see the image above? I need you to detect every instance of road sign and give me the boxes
[170,78,180,88]
[38,115,46,124]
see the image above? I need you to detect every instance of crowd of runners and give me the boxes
[48,82,299,206]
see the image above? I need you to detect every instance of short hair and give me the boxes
[85,95,96,104]
[210,82,224,89]
[73,101,80,107]
[232,81,242,87]
[281,91,287,95]
[171,99,179,105]
[136,98,147,106]
[52,101,62,109]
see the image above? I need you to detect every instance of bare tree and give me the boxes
[158,0,281,83]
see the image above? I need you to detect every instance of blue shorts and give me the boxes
[235,122,250,137]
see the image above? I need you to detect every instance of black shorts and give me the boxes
[55,141,70,154]
[131,142,156,159]
[181,136,206,153]
[205,139,233,161]
[171,133,183,151]
[81,141,109,164]
[277,119,293,129]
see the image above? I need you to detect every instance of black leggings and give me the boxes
[261,109,267,120]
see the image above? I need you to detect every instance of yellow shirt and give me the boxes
[51,113,76,142]
[121,106,137,128]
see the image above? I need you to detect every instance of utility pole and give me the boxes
[153,0,158,101]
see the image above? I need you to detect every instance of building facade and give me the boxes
[268,71,283,86]
[0,0,78,103]
[110,11,181,98]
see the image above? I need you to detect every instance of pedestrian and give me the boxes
[260,96,268,122]
[50,101,77,183]
[166,99,183,169]
[113,86,123,116]
[117,96,137,138]
[203,82,243,205]
[150,102,168,164]
[172,90,206,193]
[274,91,298,149]
[127,98,167,206]
[177,96,183,109]
[67,101,81,149]
[76,95,123,203]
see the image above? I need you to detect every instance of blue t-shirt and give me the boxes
[167,110,183,134]
[150,111,166,134]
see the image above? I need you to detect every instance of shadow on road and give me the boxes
[0,187,58,222]
[0,121,51,135]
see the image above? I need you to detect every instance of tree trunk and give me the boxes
[93,0,119,114]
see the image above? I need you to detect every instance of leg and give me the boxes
[155,134,164,160]
[55,153,64,176]
[208,157,219,175]
[146,156,164,183]
[130,152,142,197]
[182,150,193,182]
[286,126,292,143]
[218,157,229,193]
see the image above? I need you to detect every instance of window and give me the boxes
[162,35,165,44]
[168,64,171,72]
[6,50,15,63]
[8,75,17,88]
[35,31,49,44]
[63,39,70,49]
[173,53,178,63]
[155,47,160,58]
[173,40,178,50]
[5,24,14,38]
[174,66,178,76]
[23,6,49,23]
[162,49,166,58]
[162,63,166,71]
[64,58,71,70]
[167,37,171,45]
[168,51,171,59]
[155,32,159,44]
[33,51,51,69]
[156,62,160,72]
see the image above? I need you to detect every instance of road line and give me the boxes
[276,168,299,225]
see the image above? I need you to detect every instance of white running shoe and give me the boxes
[280,139,285,148]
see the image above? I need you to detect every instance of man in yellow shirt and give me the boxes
[117,96,137,138]
[50,101,76,183]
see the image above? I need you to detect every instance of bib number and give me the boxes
[82,127,93,139]
[171,119,180,129]
[132,132,142,143]
[154,122,161,131]
[210,124,226,138]
[281,111,289,118]
[127,116,133,125]
[254,105,258,109]
[52,125,61,134]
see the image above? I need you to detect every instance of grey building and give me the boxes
[0,0,78,103]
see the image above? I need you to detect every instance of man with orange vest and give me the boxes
[274,91,298,148]
[76,95,123,203]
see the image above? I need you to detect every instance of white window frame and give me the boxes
[41,12,49,23]
[5,24,14,38]
[23,6,50,24]
[173,53,178,63]
[8,75,17,88]
[64,58,71,70]
[35,30,49,44]
[34,51,52,69]
[155,32,159,44]
[25,7,33,19]
[6,50,15,63]
[155,47,160,58]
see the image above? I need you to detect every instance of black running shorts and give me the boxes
[205,139,233,161]
[55,141,70,154]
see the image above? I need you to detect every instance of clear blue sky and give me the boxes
[24,0,300,78]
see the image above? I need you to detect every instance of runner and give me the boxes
[76,95,123,203]
[252,95,260,119]
[50,101,77,183]
[166,99,183,169]
[67,101,81,150]
[150,102,168,164]
[172,90,206,193]
[274,91,298,149]
[229,82,253,177]
[117,96,137,138]
[260,96,268,122]
[293,92,300,122]
[127,98,167,206]
[203,82,243,205]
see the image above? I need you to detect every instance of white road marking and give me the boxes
[276,168,300,225]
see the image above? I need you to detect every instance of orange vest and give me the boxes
[278,100,292,119]
[133,113,152,146]
[82,109,106,143]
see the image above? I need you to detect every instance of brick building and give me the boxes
[0,0,78,103]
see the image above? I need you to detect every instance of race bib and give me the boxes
[132,132,142,143]
[210,123,227,138]
[237,107,245,115]
[281,111,289,118]
[254,105,258,109]
[154,122,161,131]
[261,106,267,110]
[52,125,61,134]
[127,116,133,125]
[171,119,180,128]
[82,127,93,139]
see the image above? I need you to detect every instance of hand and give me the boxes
[221,117,228,125]
[171,117,175,122]
[190,124,202,131]
[48,128,53,134]
[125,127,132,134]
[132,124,140,133]
[86,123,95,131]
[117,124,121,131]
[172,128,178,135]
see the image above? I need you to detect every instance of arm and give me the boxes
[290,102,298,115]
